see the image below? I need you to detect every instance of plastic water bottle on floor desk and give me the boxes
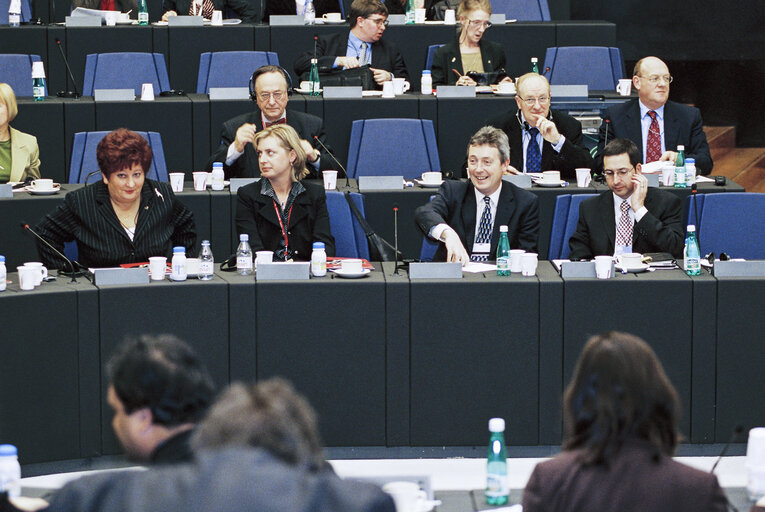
[684,225,701,276]
[486,418,509,505]
[0,445,21,498]
[237,234,253,275]
[199,240,214,280]
[496,225,510,276]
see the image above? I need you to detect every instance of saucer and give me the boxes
[362,90,383,97]
[493,90,516,96]
[534,179,566,188]
[615,263,649,273]
[331,268,371,278]
[414,179,443,188]
[295,87,323,94]
[26,184,61,195]
[320,18,345,23]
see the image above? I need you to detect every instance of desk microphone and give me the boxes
[20,223,85,282]
[55,39,81,99]
[393,204,399,274]
[691,182,701,243]
[83,169,102,185]
[312,136,350,188]
[711,424,744,474]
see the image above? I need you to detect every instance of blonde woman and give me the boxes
[0,83,40,183]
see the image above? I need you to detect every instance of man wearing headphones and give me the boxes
[485,73,593,180]
[207,65,335,179]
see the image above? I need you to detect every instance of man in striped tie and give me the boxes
[415,126,540,264]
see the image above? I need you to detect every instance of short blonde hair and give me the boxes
[253,124,309,181]
[515,72,550,96]
[0,83,19,123]
[457,0,491,17]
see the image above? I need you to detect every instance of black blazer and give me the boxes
[235,180,335,261]
[163,0,260,22]
[207,109,336,180]
[596,98,713,174]
[486,108,594,180]
[35,180,197,269]
[568,186,684,260]
[293,32,410,83]
[431,38,507,86]
[414,179,539,261]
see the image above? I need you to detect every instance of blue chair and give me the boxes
[68,131,169,184]
[490,0,550,20]
[196,51,280,94]
[696,193,765,259]
[346,119,440,179]
[542,46,625,90]
[0,54,46,97]
[82,53,171,96]
[548,193,597,259]
[418,195,440,262]
[425,44,444,71]
[684,193,705,229]
[325,191,370,259]
[0,0,32,23]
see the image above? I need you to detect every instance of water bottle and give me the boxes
[421,70,433,95]
[309,58,320,96]
[31,62,46,102]
[684,225,701,276]
[236,234,253,275]
[171,246,187,281]
[199,240,214,280]
[405,0,415,24]
[673,145,686,188]
[8,0,21,27]
[138,0,149,25]
[310,242,327,277]
[0,445,21,498]
[0,255,6,292]
[486,418,509,506]
[686,157,696,186]
[496,226,510,276]
[531,57,539,74]
[211,162,225,191]
[304,0,315,24]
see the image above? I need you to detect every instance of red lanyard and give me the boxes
[272,200,293,260]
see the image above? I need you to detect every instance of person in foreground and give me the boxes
[568,138,683,260]
[522,330,728,512]
[106,334,215,464]
[0,83,40,184]
[35,128,196,269]
[415,126,539,263]
[235,124,335,261]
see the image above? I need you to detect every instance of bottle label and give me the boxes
[138,12,148,23]
[33,86,45,98]
[497,257,509,270]
[237,256,253,270]
[199,261,214,275]
[486,461,509,496]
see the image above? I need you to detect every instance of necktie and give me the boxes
[264,118,287,128]
[646,110,662,163]
[188,0,214,17]
[616,200,633,249]
[526,127,542,173]
[358,42,369,66]
[471,196,492,262]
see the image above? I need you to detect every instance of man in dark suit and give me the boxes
[207,65,335,179]
[415,126,539,263]
[486,73,593,180]
[293,0,409,88]
[161,0,260,22]
[568,138,684,260]
[596,56,713,174]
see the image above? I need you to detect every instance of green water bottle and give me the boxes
[309,58,320,96]
[673,145,686,188]
[531,57,539,74]
[405,0,415,24]
[684,225,701,276]
[496,225,510,276]
[138,0,149,25]
[486,417,509,505]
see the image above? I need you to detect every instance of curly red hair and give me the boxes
[96,128,153,178]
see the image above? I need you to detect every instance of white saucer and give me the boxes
[115,19,135,24]
[295,87,323,94]
[534,179,567,188]
[414,179,443,188]
[615,263,649,273]
[26,184,61,195]
[362,90,383,97]
[475,85,493,94]
[321,18,345,23]
[493,90,516,96]
[331,268,371,278]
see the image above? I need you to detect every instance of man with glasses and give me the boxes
[293,0,409,88]
[486,73,592,179]
[569,138,683,260]
[597,56,713,174]
[207,66,334,179]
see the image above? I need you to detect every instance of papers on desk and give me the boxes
[478,505,522,512]
[463,262,496,273]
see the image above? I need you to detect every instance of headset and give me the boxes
[248,65,294,101]
[515,106,553,132]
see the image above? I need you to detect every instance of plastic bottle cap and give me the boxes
[422,70,431,75]
[202,240,210,245]
[687,225,696,232]
[0,255,5,263]
[677,145,685,150]
[212,162,223,169]
[173,246,185,253]
[312,242,325,249]
[0,445,18,456]
[240,234,249,242]
[499,225,508,233]
[311,58,318,64]
[488,418,505,432]
[531,57,538,62]
[686,158,695,164]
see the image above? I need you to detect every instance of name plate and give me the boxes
[323,86,362,99]
[94,89,135,101]
[502,173,532,189]
[229,177,259,193]
[358,176,404,191]
[644,173,660,188]
[550,84,589,100]
[65,15,102,26]
[168,15,204,25]
[256,262,310,280]
[93,267,149,285]
[269,14,304,25]
[489,13,506,24]
[209,87,250,100]
[559,261,598,278]
[387,14,405,24]
[409,262,462,279]
[436,85,475,98]
[712,260,765,277]
[0,184,13,198]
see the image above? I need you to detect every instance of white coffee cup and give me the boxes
[594,255,612,279]
[17,266,37,291]
[140,82,155,101]
[392,77,410,95]
[620,252,643,268]
[299,81,311,91]
[414,7,426,23]
[521,252,538,276]
[421,171,441,184]
[192,171,208,191]
[23,262,48,286]
[185,257,200,276]
[747,428,765,467]
[510,249,525,272]
[541,170,560,183]
[31,179,54,191]
[255,251,273,269]
[382,80,395,98]
[382,482,426,512]
[211,9,223,25]
[341,258,363,273]
[322,12,341,21]
[149,256,167,281]
[323,170,338,190]
[575,168,591,187]
[169,173,185,192]
[661,163,675,186]
[616,78,632,96]
[443,8,456,24]
[117,12,130,22]
[496,81,515,94]
[104,11,117,25]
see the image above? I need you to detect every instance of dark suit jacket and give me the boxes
[431,39,507,86]
[45,448,395,512]
[163,0,260,22]
[568,186,684,260]
[264,0,336,20]
[486,108,593,180]
[414,180,539,260]
[235,180,335,261]
[523,440,728,512]
[35,180,196,269]
[150,430,194,465]
[207,109,336,180]
[597,98,713,174]
[294,32,410,84]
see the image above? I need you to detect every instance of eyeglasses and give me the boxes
[257,91,286,102]
[466,19,491,29]
[602,167,635,178]
[365,16,389,27]
[518,96,550,106]
[637,74,673,85]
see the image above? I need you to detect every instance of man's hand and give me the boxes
[659,151,678,164]
[456,75,477,86]
[234,123,258,153]
[442,229,470,266]
[371,67,392,85]
[299,139,319,163]
[630,173,648,212]
[504,165,521,175]
[161,10,177,20]
[536,117,562,145]
[336,57,360,69]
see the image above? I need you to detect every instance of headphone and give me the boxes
[249,65,294,101]
[515,107,553,132]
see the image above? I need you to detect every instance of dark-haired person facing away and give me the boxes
[522,331,728,512]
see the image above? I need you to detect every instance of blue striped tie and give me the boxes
[471,196,492,262]
[526,127,541,173]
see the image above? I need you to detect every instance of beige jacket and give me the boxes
[9,126,41,182]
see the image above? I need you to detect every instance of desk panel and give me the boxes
[15,99,67,183]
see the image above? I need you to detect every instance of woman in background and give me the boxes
[0,83,40,184]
